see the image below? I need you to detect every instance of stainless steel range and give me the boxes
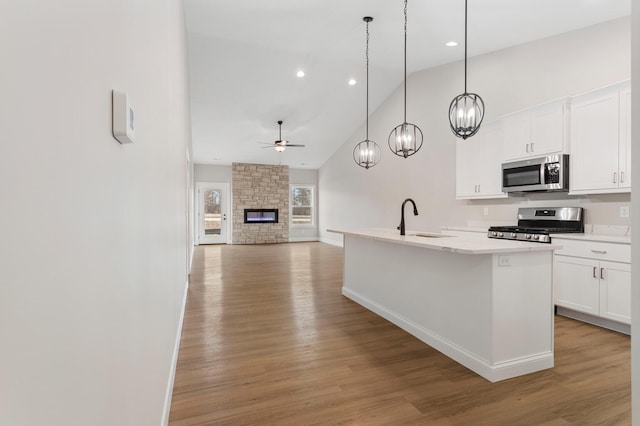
[488,207,584,243]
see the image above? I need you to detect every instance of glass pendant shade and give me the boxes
[354,139,381,169]
[389,122,423,158]
[449,92,485,139]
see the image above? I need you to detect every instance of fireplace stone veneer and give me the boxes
[232,163,289,244]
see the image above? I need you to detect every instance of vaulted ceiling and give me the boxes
[184,0,630,169]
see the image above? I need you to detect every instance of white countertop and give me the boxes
[328,228,561,255]
[553,233,631,244]
[442,225,631,244]
[441,226,488,233]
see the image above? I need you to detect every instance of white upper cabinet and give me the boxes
[456,121,507,199]
[502,99,569,161]
[569,81,631,195]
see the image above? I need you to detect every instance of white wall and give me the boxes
[319,18,631,245]
[630,0,639,424]
[0,1,191,425]
[194,163,232,182]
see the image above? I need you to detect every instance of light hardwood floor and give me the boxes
[169,242,630,425]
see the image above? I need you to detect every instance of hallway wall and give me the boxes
[0,0,192,424]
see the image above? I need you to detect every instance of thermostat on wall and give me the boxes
[112,90,135,144]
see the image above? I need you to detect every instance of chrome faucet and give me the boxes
[398,198,418,236]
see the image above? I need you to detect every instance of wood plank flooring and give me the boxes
[169,242,630,425]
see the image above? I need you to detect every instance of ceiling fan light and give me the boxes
[354,139,381,169]
[274,145,286,152]
[449,92,485,139]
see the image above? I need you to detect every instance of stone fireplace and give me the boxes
[232,163,289,244]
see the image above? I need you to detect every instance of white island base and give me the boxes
[335,229,556,382]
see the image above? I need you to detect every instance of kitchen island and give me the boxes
[328,228,561,382]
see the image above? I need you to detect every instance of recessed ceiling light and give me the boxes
[446,41,458,47]
[348,79,357,86]
[296,70,305,78]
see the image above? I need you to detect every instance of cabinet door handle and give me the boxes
[613,172,617,183]
[621,171,625,183]
[600,267,605,280]
[477,184,481,193]
[593,266,598,278]
[591,249,607,254]
[530,142,534,152]
[525,143,529,153]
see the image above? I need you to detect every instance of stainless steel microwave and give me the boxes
[502,154,569,193]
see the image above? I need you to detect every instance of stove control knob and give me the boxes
[511,232,517,238]
[533,235,540,240]
[525,234,532,240]
[498,232,504,237]
[490,231,497,237]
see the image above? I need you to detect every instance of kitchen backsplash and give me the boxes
[461,192,631,232]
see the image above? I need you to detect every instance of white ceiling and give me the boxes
[184,0,630,169]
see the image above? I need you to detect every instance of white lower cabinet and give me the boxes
[599,260,631,323]
[554,239,631,326]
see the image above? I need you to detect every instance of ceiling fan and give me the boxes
[259,120,305,152]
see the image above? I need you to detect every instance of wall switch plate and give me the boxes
[483,207,489,216]
[112,90,135,144]
[620,206,630,218]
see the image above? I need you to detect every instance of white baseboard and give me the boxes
[320,237,343,247]
[161,280,189,425]
[556,306,630,335]
[288,237,320,243]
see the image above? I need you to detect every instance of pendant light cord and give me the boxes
[464,0,468,94]
[366,19,370,141]
[403,0,408,123]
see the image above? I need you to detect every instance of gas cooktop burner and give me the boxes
[487,207,584,244]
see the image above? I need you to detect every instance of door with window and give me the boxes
[197,182,229,244]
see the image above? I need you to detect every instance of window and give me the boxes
[290,185,314,226]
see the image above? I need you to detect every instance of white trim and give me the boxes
[161,280,189,425]
[556,306,630,335]
[290,184,316,228]
[320,237,343,247]
[288,237,320,243]
[342,287,554,383]
[196,181,230,245]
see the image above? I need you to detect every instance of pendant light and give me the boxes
[449,0,485,139]
[389,0,423,159]
[354,17,381,170]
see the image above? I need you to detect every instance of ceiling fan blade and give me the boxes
[284,144,305,147]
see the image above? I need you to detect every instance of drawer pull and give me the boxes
[591,249,607,254]
[593,266,597,278]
